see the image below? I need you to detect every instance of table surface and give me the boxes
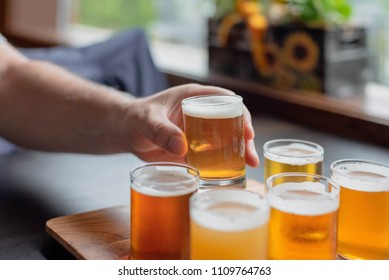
[1,114,388,260]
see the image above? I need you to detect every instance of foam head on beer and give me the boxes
[331,160,389,192]
[131,169,198,196]
[191,190,269,231]
[182,95,243,119]
[265,142,323,165]
[267,182,339,216]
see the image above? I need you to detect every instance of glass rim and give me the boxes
[181,94,242,107]
[330,159,389,182]
[266,172,340,195]
[263,138,324,159]
[130,161,199,187]
[190,188,269,231]
[190,188,266,210]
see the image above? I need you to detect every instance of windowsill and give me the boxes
[150,40,209,79]
[62,24,115,47]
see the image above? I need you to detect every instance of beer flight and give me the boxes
[129,95,389,260]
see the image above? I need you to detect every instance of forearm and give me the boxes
[0,43,259,165]
[0,59,134,153]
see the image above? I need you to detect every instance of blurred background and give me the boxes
[1,0,389,85]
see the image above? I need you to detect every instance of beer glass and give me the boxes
[266,172,339,260]
[190,189,270,260]
[130,162,198,260]
[182,95,246,188]
[330,159,389,260]
[263,139,324,182]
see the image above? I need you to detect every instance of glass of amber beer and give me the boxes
[263,139,324,182]
[266,172,339,260]
[182,95,246,188]
[190,189,270,260]
[130,162,198,260]
[330,159,389,260]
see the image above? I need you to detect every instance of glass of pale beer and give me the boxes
[182,95,246,188]
[190,189,270,260]
[330,159,389,260]
[130,162,198,260]
[263,139,324,182]
[266,172,339,260]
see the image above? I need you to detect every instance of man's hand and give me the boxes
[125,84,259,167]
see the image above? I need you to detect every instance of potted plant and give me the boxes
[208,0,369,97]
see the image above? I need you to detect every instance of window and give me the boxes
[66,0,214,75]
[349,0,389,84]
[68,0,214,47]
[3,0,389,85]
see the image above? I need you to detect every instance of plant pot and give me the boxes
[208,18,369,98]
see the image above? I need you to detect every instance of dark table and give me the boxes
[0,114,388,259]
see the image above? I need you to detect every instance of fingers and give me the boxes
[242,105,259,167]
[243,106,255,140]
[151,122,187,157]
[136,106,188,157]
[246,139,260,168]
[138,84,259,167]
[166,132,187,156]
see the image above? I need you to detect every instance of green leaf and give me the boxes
[286,0,353,26]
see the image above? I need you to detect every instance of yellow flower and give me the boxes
[236,0,262,18]
[217,13,243,46]
[283,32,319,73]
[264,43,281,73]
[252,42,281,77]
[247,14,268,36]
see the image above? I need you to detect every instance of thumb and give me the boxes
[140,113,188,157]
